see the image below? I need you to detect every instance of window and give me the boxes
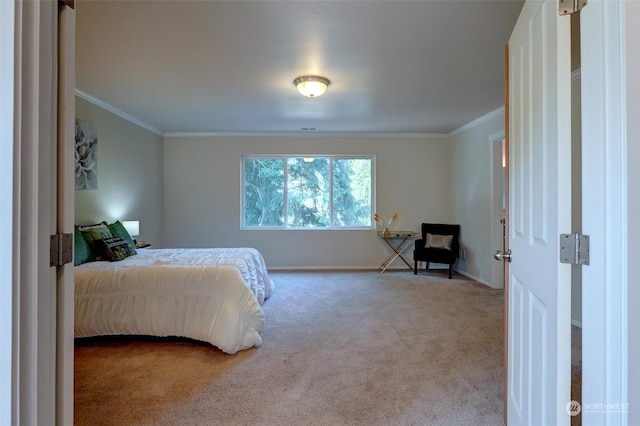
[242,155,375,229]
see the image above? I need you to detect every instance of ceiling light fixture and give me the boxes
[293,75,330,98]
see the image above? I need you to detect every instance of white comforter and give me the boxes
[74,248,274,354]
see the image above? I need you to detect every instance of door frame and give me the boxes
[0,1,15,422]
[57,3,76,424]
[625,2,640,424]
[580,0,631,423]
[7,0,69,424]
[489,130,506,290]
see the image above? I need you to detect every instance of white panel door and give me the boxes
[507,0,572,425]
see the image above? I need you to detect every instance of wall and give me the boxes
[163,135,452,269]
[450,111,505,287]
[75,96,165,246]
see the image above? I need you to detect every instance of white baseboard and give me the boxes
[269,260,456,272]
[269,263,450,272]
[268,265,490,280]
[269,266,380,271]
[456,270,498,288]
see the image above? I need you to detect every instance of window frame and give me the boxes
[241,154,376,230]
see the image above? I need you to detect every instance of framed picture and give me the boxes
[75,118,98,190]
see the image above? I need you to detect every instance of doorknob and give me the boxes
[494,249,512,262]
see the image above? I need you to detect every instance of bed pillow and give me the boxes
[79,221,113,259]
[74,225,93,265]
[107,220,137,255]
[98,236,135,261]
[425,233,453,250]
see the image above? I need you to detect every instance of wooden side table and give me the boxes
[378,231,417,272]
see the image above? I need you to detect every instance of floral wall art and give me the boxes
[75,118,98,190]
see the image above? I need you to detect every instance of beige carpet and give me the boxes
[74,270,575,425]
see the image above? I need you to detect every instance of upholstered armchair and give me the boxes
[413,223,461,279]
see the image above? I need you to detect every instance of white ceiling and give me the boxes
[76,1,524,135]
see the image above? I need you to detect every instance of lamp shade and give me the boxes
[122,220,139,237]
[293,75,330,98]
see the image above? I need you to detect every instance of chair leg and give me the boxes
[448,264,452,279]
[414,260,417,275]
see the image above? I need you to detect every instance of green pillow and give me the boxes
[79,221,113,259]
[107,220,137,255]
[74,225,93,265]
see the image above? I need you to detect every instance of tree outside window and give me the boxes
[243,156,374,229]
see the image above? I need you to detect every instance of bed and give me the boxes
[74,247,274,354]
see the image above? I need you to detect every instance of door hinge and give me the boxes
[50,233,73,267]
[559,234,590,265]
[559,0,587,15]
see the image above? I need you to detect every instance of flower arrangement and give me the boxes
[374,212,397,237]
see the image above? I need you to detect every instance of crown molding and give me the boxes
[75,89,164,136]
[449,106,506,137]
[163,131,450,139]
[448,70,581,138]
